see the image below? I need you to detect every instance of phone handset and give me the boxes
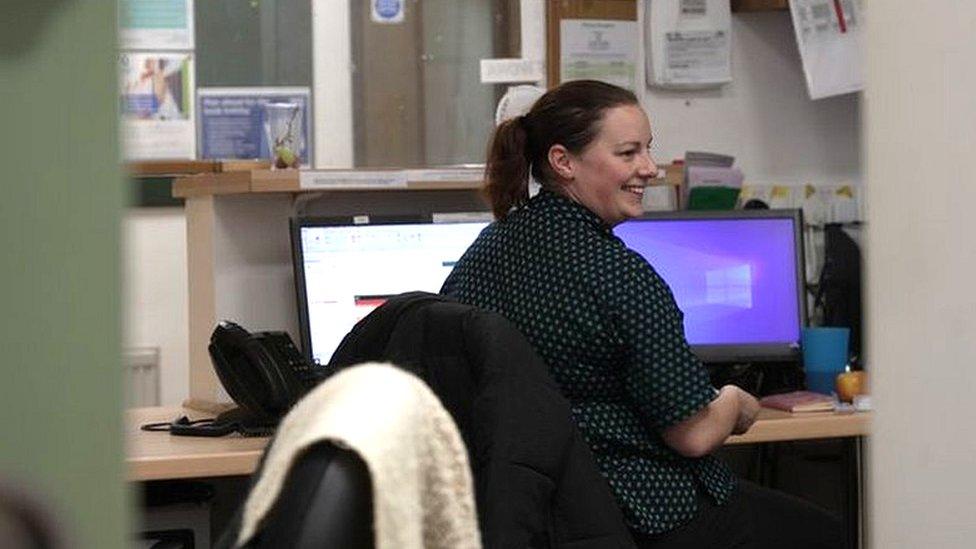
[210,321,313,422]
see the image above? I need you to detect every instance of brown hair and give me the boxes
[483,80,638,219]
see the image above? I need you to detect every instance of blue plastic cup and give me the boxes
[801,327,850,395]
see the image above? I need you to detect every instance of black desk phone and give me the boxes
[144,321,330,437]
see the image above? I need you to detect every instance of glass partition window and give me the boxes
[123,0,521,168]
[195,0,312,88]
[350,0,521,168]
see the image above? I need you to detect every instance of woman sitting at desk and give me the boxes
[442,80,841,548]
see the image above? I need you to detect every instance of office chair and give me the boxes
[247,442,373,548]
[221,292,633,548]
[219,362,479,549]
[328,292,635,548]
[216,441,373,549]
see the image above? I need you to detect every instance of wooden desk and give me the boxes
[127,406,871,482]
[127,407,267,481]
[726,407,870,445]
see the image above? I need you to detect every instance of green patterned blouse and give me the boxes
[441,190,736,535]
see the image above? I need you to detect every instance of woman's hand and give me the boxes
[661,384,760,457]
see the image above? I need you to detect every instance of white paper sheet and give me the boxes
[645,0,732,88]
[788,0,864,100]
[560,19,639,91]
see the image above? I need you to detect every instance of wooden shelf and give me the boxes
[126,159,272,178]
[172,168,487,198]
[172,165,684,199]
[127,160,218,177]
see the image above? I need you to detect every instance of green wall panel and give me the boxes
[0,1,128,547]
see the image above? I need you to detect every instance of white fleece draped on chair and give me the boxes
[236,362,481,549]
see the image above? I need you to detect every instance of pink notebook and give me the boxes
[760,391,835,413]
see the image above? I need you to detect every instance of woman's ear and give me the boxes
[547,144,575,181]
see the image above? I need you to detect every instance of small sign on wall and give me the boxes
[479,59,545,84]
[371,0,405,24]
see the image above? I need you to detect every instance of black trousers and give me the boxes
[631,480,845,549]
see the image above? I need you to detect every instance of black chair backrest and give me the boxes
[328,292,636,548]
[218,441,374,549]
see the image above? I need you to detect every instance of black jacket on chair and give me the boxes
[329,292,635,549]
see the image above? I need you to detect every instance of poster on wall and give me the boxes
[788,0,864,100]
[118,0,195,50]
[197,88,313,167]
[119,52,196,160]
[560,19,639,92]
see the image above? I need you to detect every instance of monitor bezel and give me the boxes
[289,213,490,365]
[619,208,807,364]
[290,214,431,364]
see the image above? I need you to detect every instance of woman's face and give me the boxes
[557,104,658,227]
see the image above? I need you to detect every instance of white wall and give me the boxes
[645,11,860,187]
[865,1,976,547]
[124,8,861,406]
[123,208,188,406]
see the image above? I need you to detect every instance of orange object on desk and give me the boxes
[835,370,868,403]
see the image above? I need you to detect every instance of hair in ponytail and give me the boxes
[482,80,638,219]
[483,116,530,219]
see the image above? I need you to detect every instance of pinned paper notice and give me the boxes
[560,19,639,91]
[645,0,732,88]
[119,52,196,160]
[788,0,864,99]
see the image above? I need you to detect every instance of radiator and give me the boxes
[124,347,160,407]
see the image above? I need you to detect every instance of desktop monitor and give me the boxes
[613,209,806,363]
[290,215,490,366]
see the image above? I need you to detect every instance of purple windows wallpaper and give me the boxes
[615,218,801,346]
